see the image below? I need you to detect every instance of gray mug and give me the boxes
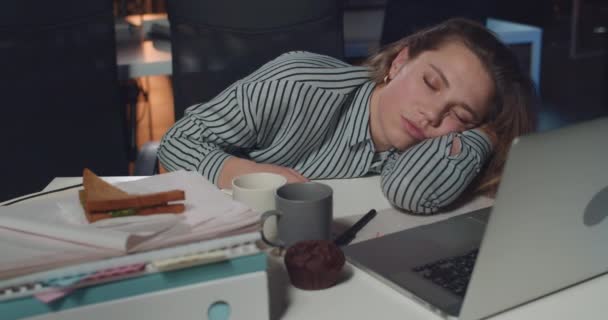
[260,182,333,248]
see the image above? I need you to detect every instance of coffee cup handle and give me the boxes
[260,210,284,248]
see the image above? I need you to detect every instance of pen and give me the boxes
[333,209,377,246]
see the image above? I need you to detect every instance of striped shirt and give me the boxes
[159,51,493,214]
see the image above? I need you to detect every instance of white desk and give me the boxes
[38,176,605,320]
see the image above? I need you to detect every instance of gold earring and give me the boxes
[383,75,389,83]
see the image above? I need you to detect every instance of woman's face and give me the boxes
[372,41,494,151]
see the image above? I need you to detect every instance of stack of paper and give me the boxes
[0,232,268,320]
[0,171,260,279]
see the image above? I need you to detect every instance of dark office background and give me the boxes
[117,0,607,131]
[1,0,606,202]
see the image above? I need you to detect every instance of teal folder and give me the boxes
[2,252,266,320]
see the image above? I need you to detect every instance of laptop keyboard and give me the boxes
[411,249,479,297]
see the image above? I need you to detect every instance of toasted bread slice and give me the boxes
[80,168,186,215]
[83,168,131,200]
[86,189,185,212]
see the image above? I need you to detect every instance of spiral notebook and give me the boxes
[0,232,262,302]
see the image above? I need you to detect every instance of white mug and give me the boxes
[226,173,287,241]
[230,172,287,212]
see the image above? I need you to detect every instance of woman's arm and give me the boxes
[160,101,309,189]
[160,51,365,187]
[158,66,316,187]
[158,85,259,185]
[380,129,494,214]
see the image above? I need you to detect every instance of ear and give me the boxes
[388,47,410,80]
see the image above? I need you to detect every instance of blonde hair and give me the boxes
[364,18,537,196]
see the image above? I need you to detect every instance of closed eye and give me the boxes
[451,109,477,127]
[423,76,438,91]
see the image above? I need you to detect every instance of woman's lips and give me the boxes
[401,117,426,141]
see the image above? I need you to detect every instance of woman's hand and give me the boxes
[449,124,497,156]
[217,157,309,189]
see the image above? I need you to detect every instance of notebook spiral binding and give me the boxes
[0,233,261,302]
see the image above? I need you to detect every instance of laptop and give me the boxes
[343,117,608,320]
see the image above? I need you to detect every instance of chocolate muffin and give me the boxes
[284,240,345,290]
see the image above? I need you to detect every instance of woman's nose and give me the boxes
[419,104,445,127]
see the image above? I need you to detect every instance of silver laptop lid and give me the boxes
[460,117,608,320]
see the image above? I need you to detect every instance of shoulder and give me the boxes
[240,51,370,85]
[270,51,351,68]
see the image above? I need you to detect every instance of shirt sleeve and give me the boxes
[158,84,258,185]
[380,129,493,214]
[158,51,367,185]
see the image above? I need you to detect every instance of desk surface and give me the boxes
[40,176,605,320]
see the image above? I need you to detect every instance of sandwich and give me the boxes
[79,168,186,223]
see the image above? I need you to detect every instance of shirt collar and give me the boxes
[345,80,376,147]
